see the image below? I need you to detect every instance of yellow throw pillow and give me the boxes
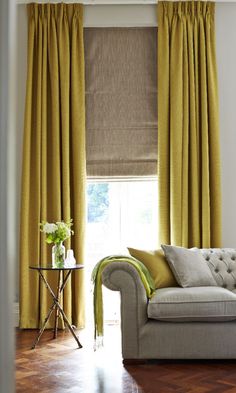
[128,247,178,289]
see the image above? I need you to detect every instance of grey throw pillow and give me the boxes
[161,245,217,288]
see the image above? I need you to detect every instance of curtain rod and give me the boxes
[16,0,236,4]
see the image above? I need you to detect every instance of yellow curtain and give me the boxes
[157,1,221,248]
[20,4,86,329]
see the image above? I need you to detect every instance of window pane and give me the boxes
[85,180,158,324]
[87,183,109,223]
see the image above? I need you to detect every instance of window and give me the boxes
[84,27,158,324]
[85,179,158,323]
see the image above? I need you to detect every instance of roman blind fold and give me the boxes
[84,27,157,178]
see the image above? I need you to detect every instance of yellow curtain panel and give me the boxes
[157,1,221,248]
[20,4,86,328]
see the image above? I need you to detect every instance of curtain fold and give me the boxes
[20,3,86,329]
[157,1,221,248]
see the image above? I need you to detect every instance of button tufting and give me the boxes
[219,257,223,261]
[223,284,227,288]
[232,257,236,261]
[227,269,232,273]
[206,257,210,261]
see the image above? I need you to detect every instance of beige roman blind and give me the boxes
[84,27,157,178]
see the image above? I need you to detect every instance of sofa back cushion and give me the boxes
[128,247,236,291]
[161,245,217,287]
[127,247,178,288]
[200,248,236,291]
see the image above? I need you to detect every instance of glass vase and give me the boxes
[52,242,65,268]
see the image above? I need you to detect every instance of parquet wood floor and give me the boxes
[16,326,236,393]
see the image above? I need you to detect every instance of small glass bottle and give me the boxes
[65,249,76,267]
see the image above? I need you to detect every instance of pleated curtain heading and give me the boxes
[157,1,222,248]
[20,4,86,329]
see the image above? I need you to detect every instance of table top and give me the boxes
[29,264,84,271]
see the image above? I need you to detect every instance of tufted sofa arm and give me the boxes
[102,261,149,359]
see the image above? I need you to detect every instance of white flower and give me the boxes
[65,226,71,237]
[43,223,58,234]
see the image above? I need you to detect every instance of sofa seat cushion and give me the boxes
[148,287,236,322]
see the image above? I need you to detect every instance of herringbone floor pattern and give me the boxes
[16,326,236,393]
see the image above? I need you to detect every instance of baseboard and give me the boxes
[14,302,19,328]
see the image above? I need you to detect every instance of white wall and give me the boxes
[84,4,157,26]
[0,0,16,390]
[14,4,236,306]
[14,5,27,302]
[216,3,236,247]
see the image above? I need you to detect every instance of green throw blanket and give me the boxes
[91,255,155,341]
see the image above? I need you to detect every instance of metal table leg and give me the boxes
[31,269,82,349]
[31,300,57,349]
[53,270,62,339]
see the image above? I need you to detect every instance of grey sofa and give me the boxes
[102,248,236,360]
